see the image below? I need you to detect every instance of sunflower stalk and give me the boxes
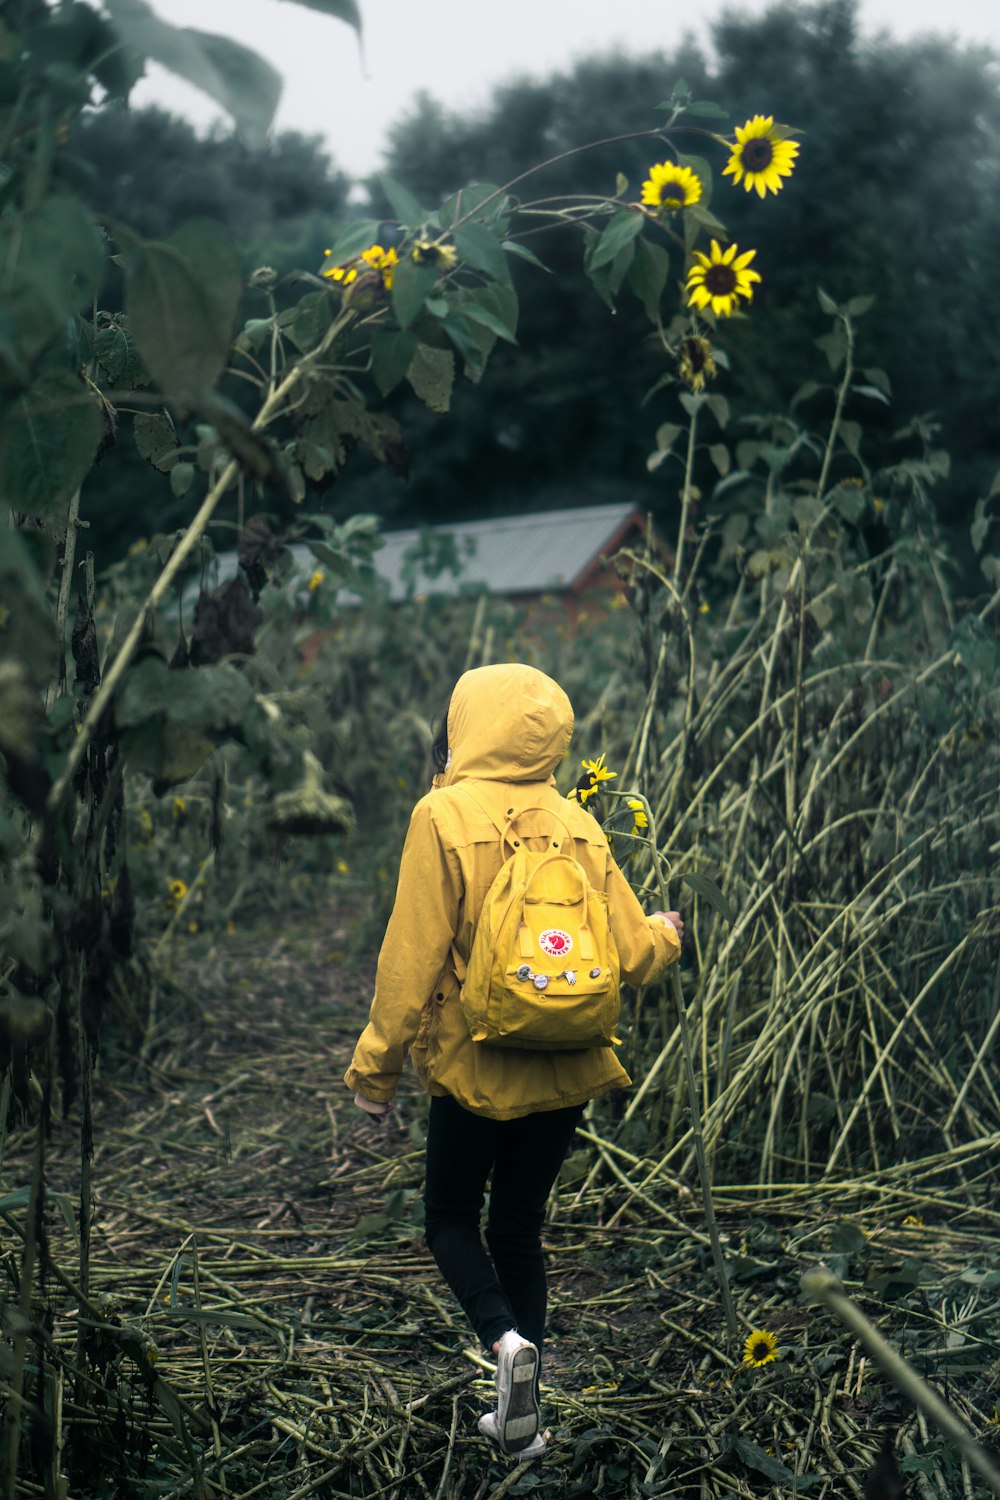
[607,787,739,1343]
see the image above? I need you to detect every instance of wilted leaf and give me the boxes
[406,343,454,413]
[134,411,179,472]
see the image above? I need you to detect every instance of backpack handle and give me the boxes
[456,784,577,854]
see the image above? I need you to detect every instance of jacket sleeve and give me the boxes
[606,855,681,988]
[343,797,462,1103]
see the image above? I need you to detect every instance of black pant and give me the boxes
[423,1092,585,1359]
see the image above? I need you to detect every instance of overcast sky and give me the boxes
[134,0,1000,178]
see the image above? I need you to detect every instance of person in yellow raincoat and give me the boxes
[344,663,683,1458]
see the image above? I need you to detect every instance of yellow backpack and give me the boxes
[457,788,621,1051]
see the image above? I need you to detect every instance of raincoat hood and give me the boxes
[443,663,574,785]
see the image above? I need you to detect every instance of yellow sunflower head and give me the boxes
[686,239,761,318]
[322,243,399,289]
[742,1328,779,1367]
[640,161,703,213]
[627,798,649,834]
[167,878,188,903]
[411,239,458,270]
[567,752,618,804]
[678,334,718,392]
[723,115,800,198]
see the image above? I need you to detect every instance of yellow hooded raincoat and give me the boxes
[344,663,680,1120]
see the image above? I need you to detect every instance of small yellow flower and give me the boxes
[336,859,350,875]
[167,878,188,903]
[225,920,236,935]
[140,809,154,832]
[742,1328,780,1367]
[640,161,703,213]
[687,240,761,318]
[627,798,648,835]
[128,537,148,557]
[322,243,398,289]
[678,334,717,392]
[308,570,325,592]
[187,920,199,934]
[699,601,710,614]
[723,116,800,198]
[411,239,458,269]
[872,497,886,516]
[902,1213,925,1228]
[568,753,618,804]
[172,797,186,818]
[987,1408,999,1427]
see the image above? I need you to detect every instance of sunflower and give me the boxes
[167,878,188,903]
[322,243,399,289]
[742,1328,779,1367]
[640,161,703,213]
[686,240,760,317]
[568,753,618,804]
[723,116,800,198]
[411,239,458,270]
[627,798,649,835]
[678,334,718,392]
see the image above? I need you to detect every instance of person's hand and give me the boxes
[652,910,684,944]
[354,1091,392,1119]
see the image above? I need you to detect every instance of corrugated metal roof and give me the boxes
[314,502,642,601]
[196,503,643,607]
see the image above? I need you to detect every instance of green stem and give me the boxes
[673,408,699,586]
[815,316,854,498]
[617,789,739,1344]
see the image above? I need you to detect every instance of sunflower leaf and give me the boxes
[677,153,713,203]
[708,443,730,477]
[861,365,892,395]
[680,100,728,119]
[845,293,875,318]
[626,238,669,323]
[681,870,734,923]
[817,287,840,317]
[501,240,551,273]
[839,419,863,458]
[380,175,425,228]
[321,219,381,272]
[791,380,824,408]
[851,383,890,405]
[588,209,643,271]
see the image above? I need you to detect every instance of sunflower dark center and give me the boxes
[683,339,707,373]
[704,264,737,296]
[750,1341,770,1359]
[742,137,774,172]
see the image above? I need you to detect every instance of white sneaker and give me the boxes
[478,1409,546,1459]
[493,1330,540,1453]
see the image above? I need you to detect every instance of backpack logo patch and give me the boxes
[539,928,573,957]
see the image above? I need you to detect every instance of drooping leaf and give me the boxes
[459,282,518,344]
[681,870,735,923]
[103,0,281,147]
[371,329,418,396]
[588,209,643,271]
[0,371,102,521]
[453,222,510,283]
[625,238,669,323]
[391,258,438,330]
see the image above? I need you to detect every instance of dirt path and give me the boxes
[5,924,999,1498]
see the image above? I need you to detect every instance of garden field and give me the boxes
[3,1,1000,1495]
